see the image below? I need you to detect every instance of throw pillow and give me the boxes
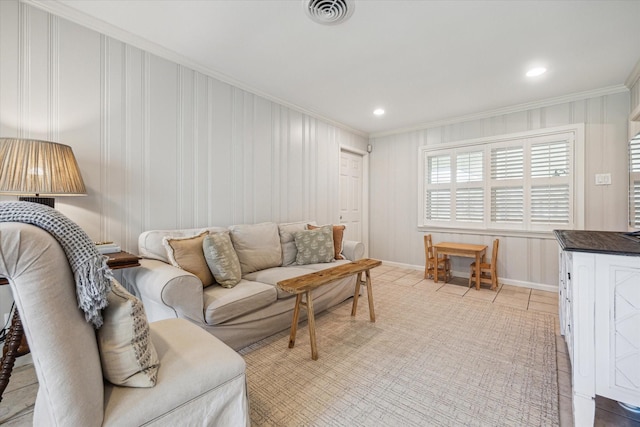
[163,231,215,287]
[278,221,313,266]
[293,225,335,265]
[229,222,282,274]
[97,279,160,388]
[307,224,346,260]
[203,231,242,288]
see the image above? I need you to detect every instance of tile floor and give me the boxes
[2,263,640,426]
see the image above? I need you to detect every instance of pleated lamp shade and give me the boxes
[0,138,86,207]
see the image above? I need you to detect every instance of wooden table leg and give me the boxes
[305,290,318,360]
[288,293,303,349]
[0,308,29,403]
[475,252,481,290]
[365,269,376,322]
[351,272,363,317]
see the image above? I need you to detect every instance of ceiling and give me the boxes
[38,0,640,135]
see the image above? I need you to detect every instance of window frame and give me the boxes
[418,124,585,233]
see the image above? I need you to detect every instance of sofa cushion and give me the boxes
[97,280,160,388]
[307,224,346,260]
[229,222,282,275]
[163,232,215,287]
[293,225,335,265]
[139,227,228,263]
[203,231,242,288]
[278,221,315,266]
[243,266,317,299]
[203,279,277,325]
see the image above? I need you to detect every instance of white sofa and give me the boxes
[123,221,365,350]
[0,222,249,426]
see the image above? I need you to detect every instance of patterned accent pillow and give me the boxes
[203,231,242,288]
[293,225,335,265]
[307,224,346,260]
[163,231,215,287]
[97,280,160,387]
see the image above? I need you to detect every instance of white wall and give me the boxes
[0,1,367,318]
[369,91,630,290]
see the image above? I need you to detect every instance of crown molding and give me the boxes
[625,57,640,89]
[370,85,629,139]
[21,0,368,138]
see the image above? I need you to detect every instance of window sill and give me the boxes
[417,225,558,240]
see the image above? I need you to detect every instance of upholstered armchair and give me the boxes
[0,222,249,426]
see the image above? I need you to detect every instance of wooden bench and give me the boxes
[277,258,382,360]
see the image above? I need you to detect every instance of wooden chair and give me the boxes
[469,238,499,290]
[424,234,451,282]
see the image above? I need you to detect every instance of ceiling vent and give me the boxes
[305,0,354,25]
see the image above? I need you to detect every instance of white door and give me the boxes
[339,150,363,242]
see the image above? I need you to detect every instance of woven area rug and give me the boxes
[239,280,559,426]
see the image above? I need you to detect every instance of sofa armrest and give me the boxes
[122,259,205,324]
[342,240,365,261]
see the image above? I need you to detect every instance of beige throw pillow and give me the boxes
[229,222,282,274]
[97,280,160,388]
[163,231,215,287]
[203,232,242,288]
[307,224,346,260]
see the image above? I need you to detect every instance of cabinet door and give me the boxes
[595,254,640,406]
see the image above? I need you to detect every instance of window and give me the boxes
[630,134,640,228]
[419,125,584,232]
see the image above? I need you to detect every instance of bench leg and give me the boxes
[351,270,375,322]
[365,269,376,322]
[306,290,318,360]
[288,293,303,349]
[351,272,363,317]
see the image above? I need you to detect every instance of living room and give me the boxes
[1,0,640,425]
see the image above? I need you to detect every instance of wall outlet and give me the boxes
[595,173,611,185]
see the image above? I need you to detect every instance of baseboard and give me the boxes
[379,260,558,293]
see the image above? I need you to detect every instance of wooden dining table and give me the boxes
[433,242,488,290]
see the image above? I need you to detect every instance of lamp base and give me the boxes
[18,196,55,208]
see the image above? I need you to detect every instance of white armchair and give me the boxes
[0,222,249,426]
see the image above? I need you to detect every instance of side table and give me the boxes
[0,250,140,402]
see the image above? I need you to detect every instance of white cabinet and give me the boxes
[558,248,640,426]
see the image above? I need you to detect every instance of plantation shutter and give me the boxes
[529,140,571,225]
[419,125,580,231]
[426,190,451,221]
[491,147,523,180]
[428,154,451,184]
[491,187,523,223]
[630,134,640,227]
[456,151,483,222]
[425,153,451,221]
[456,188,483,222]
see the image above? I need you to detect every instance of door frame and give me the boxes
[339,146,369,258]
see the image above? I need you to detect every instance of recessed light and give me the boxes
[526,67,547,77]
[373,108,385,116]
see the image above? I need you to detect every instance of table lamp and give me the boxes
[0,138,86,207]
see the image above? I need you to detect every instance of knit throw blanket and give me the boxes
[0,201,113,328]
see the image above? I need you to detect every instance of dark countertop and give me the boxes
[554,230,640,256]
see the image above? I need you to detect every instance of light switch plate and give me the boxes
[595,173,611,185]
